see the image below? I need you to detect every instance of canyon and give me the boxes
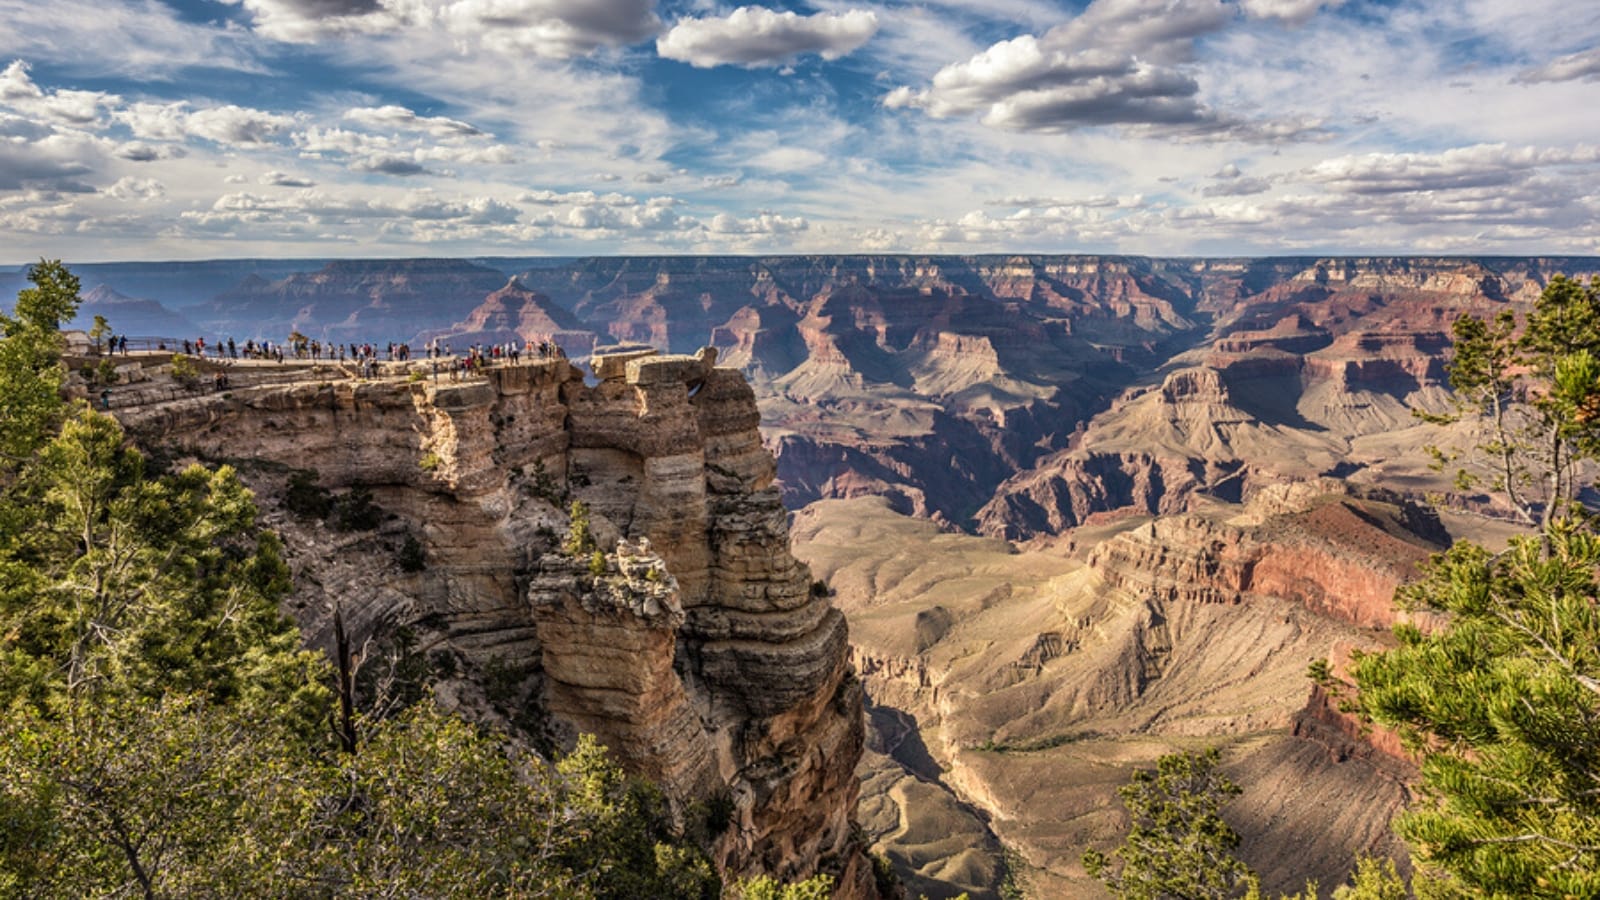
[51,252,1600,897]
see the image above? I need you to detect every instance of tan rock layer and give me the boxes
[115,353,875,897]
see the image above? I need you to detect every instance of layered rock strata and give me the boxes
[112,350,873,895]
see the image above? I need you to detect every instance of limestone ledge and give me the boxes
[113,348,874,898]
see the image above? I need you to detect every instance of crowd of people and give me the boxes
[150,335,570,373]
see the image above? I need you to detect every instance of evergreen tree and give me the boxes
[1351,526,1600,898]
[1424,274,1600,529]
[1082,748,1260,900]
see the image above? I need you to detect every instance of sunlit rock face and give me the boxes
[113,348,877,897]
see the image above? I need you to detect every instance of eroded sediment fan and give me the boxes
[114,348,874,896]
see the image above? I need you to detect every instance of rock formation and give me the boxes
[110,349,875,896]
[793,484,1446,897]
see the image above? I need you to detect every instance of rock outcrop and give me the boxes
[112,350,874,896]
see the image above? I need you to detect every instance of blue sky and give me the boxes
[0,0,1597,260]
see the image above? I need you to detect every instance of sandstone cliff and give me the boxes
[111,350,874,896]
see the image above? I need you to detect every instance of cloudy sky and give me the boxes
[1,0,1597,260]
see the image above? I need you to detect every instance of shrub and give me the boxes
[330,486,381,532]
[397,534,426,573]
[419,451,442,472]
[285,469,333,520]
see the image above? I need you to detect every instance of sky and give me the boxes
[0,0,1597,261]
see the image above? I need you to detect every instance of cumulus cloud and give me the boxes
[115,141,186,162]
[709,210,807,234]
[437,0,661,58]
[657,7,878,68]
[0,60,118,125]
[116,101,298,146]
[1302,144,1600,194]
[0,132,97,191]
[885,0,1317,140]
[1514,47,1600,84]
[261,171,317,187]
[106,176,165,201]
[222,0,397,42]
[357,156,431,176]
[1237,0,1345,26]
[344,104,483,137]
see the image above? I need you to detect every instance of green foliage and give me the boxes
[419,450,442,471]
[565,499,596,556]
[284,468,333,519]
[1426,274,1600,527]
[330,484,382,531]
[0,407,325,730]
[398,533,426,572]
[1329,857,1406,900]
[88,314,110,351]
[589,548,608,577]
[1351,522,1600,898]
[1082,748,1259,900]
[732,873,835,900]
[168,353,199,389]
[0,260,77,466]
[555,734,720,899]
[530,457,565,504]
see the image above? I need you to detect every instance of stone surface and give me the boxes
[112,354,876,897]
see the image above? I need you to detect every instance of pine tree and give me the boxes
[1082,748,1260,900]
[1351,526,1600,898]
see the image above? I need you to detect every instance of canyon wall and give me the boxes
[111,352,874,895]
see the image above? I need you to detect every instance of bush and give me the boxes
[397,534,426,573]
[170,354,200,389]
[330,486,381,532]
[588,549,607,577]
[419,451,442,472]
[564,500,596,557]
[285,469,333,520]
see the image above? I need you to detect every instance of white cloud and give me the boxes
[709,211,808,234]
[883,0,1313,140]
[223,0,400,42]
[1515,47,1600,84]
[261,171,317,187]
[1302,144,1600,194]
[0,129,99,192]
[187,106,300,145]
[344,104,483,137]
[1237,0,1345,26]
[657,7,878,68]
[0,0,261,78]
[115,141,186,162]
[0,60,118,126]
[435,0,661,58]
[106,176,165,201]
[116,102,298,147]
